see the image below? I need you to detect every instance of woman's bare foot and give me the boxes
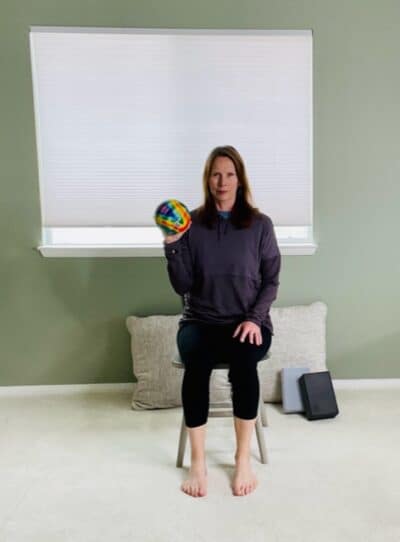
[232,454,258,496]
[181,460,208,497]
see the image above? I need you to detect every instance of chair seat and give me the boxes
[172,360,234,369]
[172,350,270,368]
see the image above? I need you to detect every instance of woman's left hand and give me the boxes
[233,321,262,345]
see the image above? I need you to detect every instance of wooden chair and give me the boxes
[173,352,270,467]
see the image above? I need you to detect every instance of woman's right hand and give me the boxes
[163,223,191,244]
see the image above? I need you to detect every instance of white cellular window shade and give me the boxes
[29,27,316,257]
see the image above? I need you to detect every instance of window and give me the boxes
[30,26,316,257]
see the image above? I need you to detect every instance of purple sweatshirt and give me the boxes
[163,208,281,335]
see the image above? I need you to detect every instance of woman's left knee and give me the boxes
[228,361,259,386]
[230,345,268,366]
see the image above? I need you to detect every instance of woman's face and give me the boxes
[208,156,240,211]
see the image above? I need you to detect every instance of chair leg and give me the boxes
[255,413,268,464]
[176,414,187,468]
[259,394,268,427]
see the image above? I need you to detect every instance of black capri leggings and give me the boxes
[177,321,272,428]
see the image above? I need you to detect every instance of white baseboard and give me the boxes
[0,379,399,396]
[333,378,400,389]
[0,383,134,396]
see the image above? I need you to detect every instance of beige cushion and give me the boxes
[259,301,327,402]
[125,301,327,409]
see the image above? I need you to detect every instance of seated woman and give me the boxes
[163,145,281,497]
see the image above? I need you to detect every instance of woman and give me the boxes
[163,145,281,498]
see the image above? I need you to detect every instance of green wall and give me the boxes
[1,1,399,385]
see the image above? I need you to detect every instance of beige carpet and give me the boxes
[0,383,399,542]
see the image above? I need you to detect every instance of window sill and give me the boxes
[36,242,318,257]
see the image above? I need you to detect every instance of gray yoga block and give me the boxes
[281,367,310,413]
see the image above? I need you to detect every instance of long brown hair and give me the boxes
[194,145,262,229]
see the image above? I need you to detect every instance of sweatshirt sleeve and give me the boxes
[163,230,194,296]
[244,217,281,327]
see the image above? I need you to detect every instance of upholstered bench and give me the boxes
[125,302,328,464]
